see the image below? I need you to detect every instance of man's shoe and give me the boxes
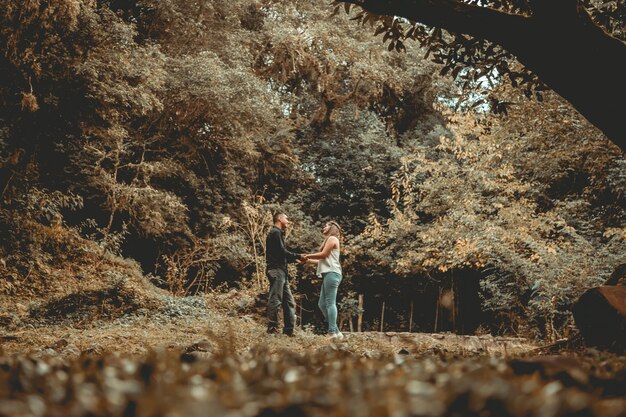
[267,327,279,334]
[283,330,295,337]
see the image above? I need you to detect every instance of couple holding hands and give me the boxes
[265,212,344,339]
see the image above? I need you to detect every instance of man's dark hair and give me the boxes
[273,212,285,223]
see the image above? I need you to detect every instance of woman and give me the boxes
[304,221,343,339]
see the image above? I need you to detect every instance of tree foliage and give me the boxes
[347,90,625,338]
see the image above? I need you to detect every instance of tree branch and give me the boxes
[340,0,626,150]
[529,0,579,18]
[341,0,529,45]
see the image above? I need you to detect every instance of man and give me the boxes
[265,212,304,336]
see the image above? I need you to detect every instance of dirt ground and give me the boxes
[0,289,538,359]
[2,289,626,417]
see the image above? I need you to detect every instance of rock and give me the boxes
[238,295,254,311]
[509,356,589,386]
[62,344,81,356]
[83,345,103,355]
[0,314,13,327]
[16,303,29,314]
[185,340,213,353]
[572,286,626,351]
[51,338,69,349]
[39,348,58,357]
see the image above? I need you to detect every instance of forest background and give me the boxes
[0,0,624,343]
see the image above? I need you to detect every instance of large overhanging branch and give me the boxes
[340,0,529,44]
[528,0,580,18]
[339,0,626,151]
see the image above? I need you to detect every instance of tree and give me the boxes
[346,87,625,337]
[0,0,445,289]
[334,0,626,151]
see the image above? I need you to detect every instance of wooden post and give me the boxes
[434,288,441,332]
[349,318,354,332]
[380,301,385,332]
[451,272,456,333]
[409,300,414,333]
[357,294,363,332]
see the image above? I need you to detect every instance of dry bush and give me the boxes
[0,186,161,322]
[27,280,153,324]
[20,92,38,112]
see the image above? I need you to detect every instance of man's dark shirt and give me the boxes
[265,226,300,273]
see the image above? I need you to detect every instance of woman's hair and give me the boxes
[327,221,342,238]
[320,221,342,250]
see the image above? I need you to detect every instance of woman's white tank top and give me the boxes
[316,246,342,277]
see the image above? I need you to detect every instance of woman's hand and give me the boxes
[302,254,318,265]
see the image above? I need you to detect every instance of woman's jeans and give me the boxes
[318,272,342,333]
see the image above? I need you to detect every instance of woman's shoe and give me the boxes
[328,331,344,340]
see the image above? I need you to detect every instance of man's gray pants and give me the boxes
[267,268,296,334]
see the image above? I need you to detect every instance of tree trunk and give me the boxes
[434,288,441,332]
